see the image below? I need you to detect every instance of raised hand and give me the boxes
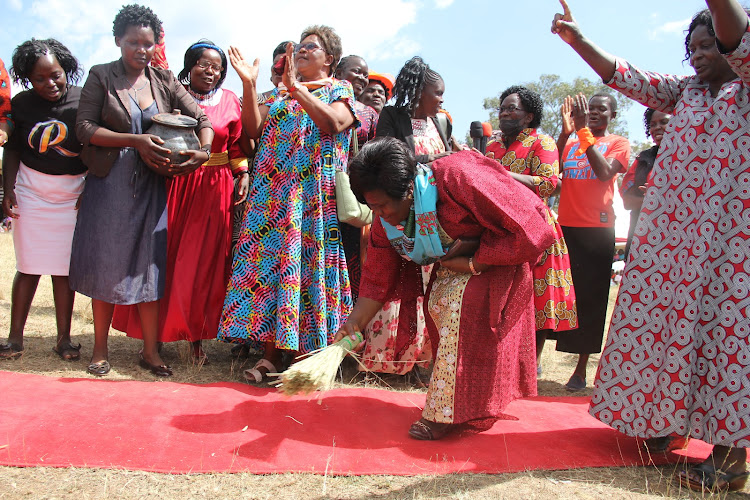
[281,42,298,91]
[228,46,259,86]
[561,95,575,136]
[571,93,589,131]
[551,0,583,45]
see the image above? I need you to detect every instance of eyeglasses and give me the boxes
[293,42,323,54]
[195,60,224,73]
[499,105,525,114]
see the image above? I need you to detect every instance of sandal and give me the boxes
[0,342,24,360]
[643,435,690,454]
[87,360,111,376]
[408,419,452,440]
[677,462,749,493]
[243,358,278,384]
[53,342,82,361]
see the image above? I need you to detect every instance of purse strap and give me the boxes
[350,127,359,156]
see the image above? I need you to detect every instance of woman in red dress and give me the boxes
[112,40,249,363]
[485,85,577,374]
[553,0,750,491]
[336,138,553,440]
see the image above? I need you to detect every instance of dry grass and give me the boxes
[0,233,747,499]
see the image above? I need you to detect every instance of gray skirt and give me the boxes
[69,148,167,305]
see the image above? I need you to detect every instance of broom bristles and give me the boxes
[274,331,363,396]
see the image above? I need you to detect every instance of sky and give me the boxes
[1,0,715,145]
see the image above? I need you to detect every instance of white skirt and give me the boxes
[13,162,85,275]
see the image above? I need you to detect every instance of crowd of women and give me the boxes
[1,0,749,492]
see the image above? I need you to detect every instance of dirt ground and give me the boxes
[0,233,746,499]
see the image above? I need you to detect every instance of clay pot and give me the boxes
[145,111,200,176]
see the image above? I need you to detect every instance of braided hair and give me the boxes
[11,38,82,89]
[178,40,228,90]
[499,85,543,129]
[391,56,442,114]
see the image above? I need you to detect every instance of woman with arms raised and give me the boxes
[336,137,553,440]
[71,4,212,377]
[553,0,750,491]
[219,26,356,383]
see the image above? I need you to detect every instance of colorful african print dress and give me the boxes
[361,151,553,425]
[589,27,750,448]
[217,80,355,354]
[112,88,248,342]
[486,128,577,332]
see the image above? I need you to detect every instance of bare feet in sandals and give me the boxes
[0,342,24,360]
[676,446,748,493]
[53,341,81,361]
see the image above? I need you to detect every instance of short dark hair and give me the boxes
[113,4,163,43]
[500,85,543,129]
[590,91,617,113]
[391,56,442,114]
[273,41,293,60]
[178,40,228,90]
[643,108,656,138]
[11,38,83,89]
[349,137,417,204]
[299,25,342,75]
[335,55,365,79]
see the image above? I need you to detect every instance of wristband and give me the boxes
[575,127,596,156]
[468,257,482,276]
[200,145,212,161]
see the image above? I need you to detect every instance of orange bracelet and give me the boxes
[575,127,596,156]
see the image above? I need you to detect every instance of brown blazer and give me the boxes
[76,59,212,177]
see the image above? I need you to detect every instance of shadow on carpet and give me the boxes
[0,371,709,474]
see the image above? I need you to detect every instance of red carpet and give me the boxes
[0,371,710,475]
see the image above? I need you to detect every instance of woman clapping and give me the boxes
[219,26,356,382]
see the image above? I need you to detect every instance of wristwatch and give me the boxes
[200,144,212,161]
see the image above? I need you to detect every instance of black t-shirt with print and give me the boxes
[6,86,86,175]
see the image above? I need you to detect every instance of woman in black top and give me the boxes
[376,56,458,163]
[620,108,672,257]
[1,38,86,360]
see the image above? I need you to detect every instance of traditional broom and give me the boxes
[269,330,364,396]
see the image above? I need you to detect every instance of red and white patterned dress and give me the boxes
[589,27,750,447]
[486,129,577,332]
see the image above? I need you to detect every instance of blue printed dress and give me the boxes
[217,80,356,353]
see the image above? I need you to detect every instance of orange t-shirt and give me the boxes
[558,134,630,227]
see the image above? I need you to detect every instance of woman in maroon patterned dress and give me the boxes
[336,138,553,440]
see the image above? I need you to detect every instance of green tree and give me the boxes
[482,74,633,139]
